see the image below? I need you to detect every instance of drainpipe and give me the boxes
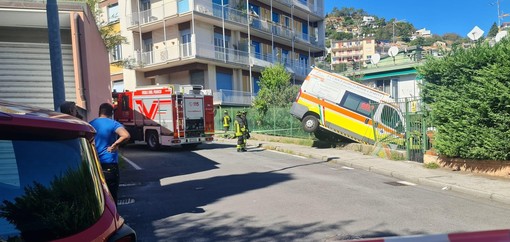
[222,0,227,63]
[137,0,143,66]
[47,0,65,111]
[247,0,252,94]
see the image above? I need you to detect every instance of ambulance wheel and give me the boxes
[302,115,319,133]
[146,131,161,150]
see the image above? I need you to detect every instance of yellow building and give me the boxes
[330,38,375,68]
[99,0,125,92]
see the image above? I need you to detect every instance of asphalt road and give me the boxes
[117,142,510,242]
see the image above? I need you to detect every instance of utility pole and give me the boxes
[392,19,406,44]
[47,0,65,111]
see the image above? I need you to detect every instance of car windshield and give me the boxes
[0,137,105,241]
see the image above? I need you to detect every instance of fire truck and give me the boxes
[113,85,215,150]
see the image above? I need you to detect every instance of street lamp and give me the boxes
[392,19,406,44]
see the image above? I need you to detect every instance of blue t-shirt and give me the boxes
[90,117,123,164]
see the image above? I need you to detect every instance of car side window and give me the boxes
[339,91,374,117]
[0,138,105,241]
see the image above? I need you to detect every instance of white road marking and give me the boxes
[341,166,354,170]
[397,181,416,186]
[121,155,143,170]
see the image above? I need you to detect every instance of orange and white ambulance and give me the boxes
[290,67,405,144]
[113,85,215,149]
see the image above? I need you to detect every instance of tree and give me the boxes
[488,22,499,38]
[86,0,128,61]
[442,33,462,42]
[253,64,298,116]
[418,38,510,160]
[330,32,354,40]
[410,37,425,46]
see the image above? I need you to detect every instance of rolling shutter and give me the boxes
[0,42,76,109]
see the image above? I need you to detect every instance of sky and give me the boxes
[325,0,507,37]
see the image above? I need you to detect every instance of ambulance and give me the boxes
[113,85,215,150]
[290,67,405,144]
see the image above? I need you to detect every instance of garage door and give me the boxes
[0,42,76,110]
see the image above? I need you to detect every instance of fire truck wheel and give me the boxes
[146,131,161,150]
[302,115,319,133]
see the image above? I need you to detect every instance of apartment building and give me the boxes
[330,38,375,69]
[98,0,125,92]
[118,0,325,106]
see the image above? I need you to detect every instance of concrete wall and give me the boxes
[397,74,420,99]
[73,11,111,121]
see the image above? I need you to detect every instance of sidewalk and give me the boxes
[214,135,510,206]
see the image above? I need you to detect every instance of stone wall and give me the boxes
[424,154,510,179]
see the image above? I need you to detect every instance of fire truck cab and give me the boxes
[113,85,215,150]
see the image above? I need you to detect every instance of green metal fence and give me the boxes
[215,106,312,139]
[215,100,433,163]
[371,98,432,162]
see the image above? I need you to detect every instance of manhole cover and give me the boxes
[118,198,135,205]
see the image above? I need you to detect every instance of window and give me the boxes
[112,80,124,92]
[376,79,391,94]
[181,29,192,57]
[0,138,104,241]
[111,44,122,62]
[381,105,403,132]
[107,4,119,23]
[340,91,374,117]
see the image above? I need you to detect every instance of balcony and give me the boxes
[126,0,323,48]
[131,40,311,77]
[204,0,249,25]
[213,89,255,106]
[293,0,323,18]
[131,41,251,68]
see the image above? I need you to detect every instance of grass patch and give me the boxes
[424,162,440,169]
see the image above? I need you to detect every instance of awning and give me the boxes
[362,69,417,80]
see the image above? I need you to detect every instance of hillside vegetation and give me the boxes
[325,7,480,47]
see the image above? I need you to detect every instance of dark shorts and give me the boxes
[101,163,119,204]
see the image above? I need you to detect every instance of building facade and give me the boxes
[0,1,111,120]
[118,0,325,106]
[99,0,125,93]
[330,38,375,71]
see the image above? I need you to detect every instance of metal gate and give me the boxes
[371,98,431,162]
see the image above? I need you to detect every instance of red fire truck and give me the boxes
[113,85,215,150]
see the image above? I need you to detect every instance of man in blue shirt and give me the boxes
[90,103,130,205]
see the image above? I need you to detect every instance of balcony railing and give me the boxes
[293,0,323,16]
[127,0,323,47]
[132,40,311,76]
[203,0,249,25]
[213,89,255,106]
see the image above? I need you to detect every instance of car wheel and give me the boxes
[302,115,319,133]
[146,131,161,150]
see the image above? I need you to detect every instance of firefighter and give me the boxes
[222,110,231,138]
[234,111,247,152]
[241,110,250,143]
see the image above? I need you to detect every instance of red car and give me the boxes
[0,100,136,242]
